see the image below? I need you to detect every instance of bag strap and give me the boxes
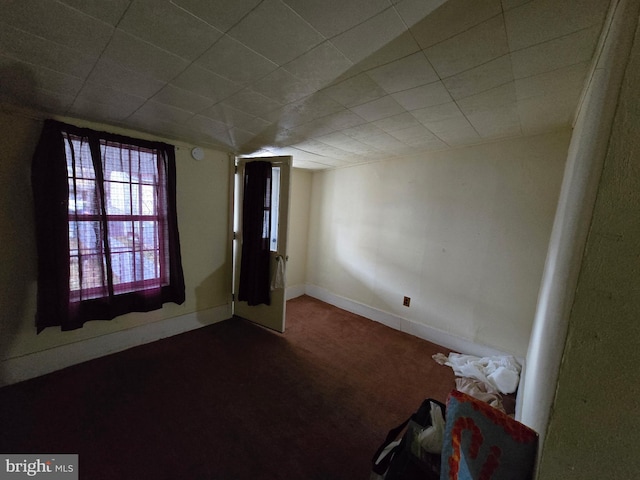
[371,416,412,475]
[372,399,447,475]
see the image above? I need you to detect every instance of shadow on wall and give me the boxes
[194,266,232,325]
[0,62,42,383]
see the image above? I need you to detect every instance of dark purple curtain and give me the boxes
[31,119,185,332]
[238,161,272,306]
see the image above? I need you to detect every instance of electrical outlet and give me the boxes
[403,296,411,307]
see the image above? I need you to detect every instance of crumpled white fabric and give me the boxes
[433,352,521,394]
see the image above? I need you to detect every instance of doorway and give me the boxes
[232,156,292,332]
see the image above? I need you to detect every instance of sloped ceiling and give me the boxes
[0,0,609,169]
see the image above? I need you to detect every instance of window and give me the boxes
[32,120,185,332]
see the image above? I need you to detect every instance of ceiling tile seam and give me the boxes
[405,108,467,148]
[387,1,444,84]
[221,0,331,69]
[168,0,263,35]
[51,0,129,28]
[507,26,604,81]
[414,11,507,52]
[283,1,398,43]
[58,0,135,115]
[0,20,102,69]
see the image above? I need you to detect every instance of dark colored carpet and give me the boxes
[0,295,456,479]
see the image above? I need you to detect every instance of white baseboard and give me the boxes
[0,304,231,387]
[304,284,509,358]
[285,284,306,300]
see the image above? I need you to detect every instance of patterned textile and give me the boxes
[440,390,538,480]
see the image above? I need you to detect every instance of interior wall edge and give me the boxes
[519,0,640,457]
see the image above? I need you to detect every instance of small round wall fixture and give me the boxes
[191,147,204,161]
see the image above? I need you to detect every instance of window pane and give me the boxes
[270,166,280,252]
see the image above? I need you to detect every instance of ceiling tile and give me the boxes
[0,0,114,56]
[117,0,223,61]
[151,84,216,114]
[411,101,465,125]
[283,42,354,90]
[59,0,131,25]
[425,15,509,78]
[197,35,279,86]
[0,87,76,114]
[227,0,325,66]
[510,25,600,80]
[501,0,531,10]
[130,100,194,124]
[367,52,439,94]
[321,73,387,108]
[457,83,521,138]
[171,64,243,102]
[349,95,406,122]
[102,30,189,83]
[505,0,609,51]
[515,62,589,101]
[0,0,608,171]
[427,117,481,145]
[315,132,372,153]
[263,94,345,129]
[330,8,408,64]
[394,0,450,28]
[391,81,452,110]
[342,123,387,141]
[184,114,229,134]
[410,0,502,49]
[220,88,283,118]
[0,24,98,79]
[358,132,408,152]
[388,123,443,144]
[71,83,146,116]
[170,0,262,32]
[201,103,255,127]
[228,127,258,149]
[457,82,517,114]
[315,109,367,131]
[442,54,514,100]
[69,96,142,123]
[0,56,84,98]
[240,116,273,135]
[352,30,422,72]
[85,58,166,99]
[0,57,77,111]
[465,105,521,138]
[251,68,318,105]
[287,116,342,140]
[283,0,390,38]
[373,112,423,133]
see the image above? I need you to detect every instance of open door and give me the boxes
[233,156,291,332]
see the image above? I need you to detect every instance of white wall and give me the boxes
[306,131,569,357]
[286,168,312,298]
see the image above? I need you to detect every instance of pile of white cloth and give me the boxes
[433,352,521,394]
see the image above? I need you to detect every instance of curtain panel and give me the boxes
[238,161,272,306]
[31,119,185,332]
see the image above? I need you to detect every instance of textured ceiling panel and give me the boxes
[0,0,610,169]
